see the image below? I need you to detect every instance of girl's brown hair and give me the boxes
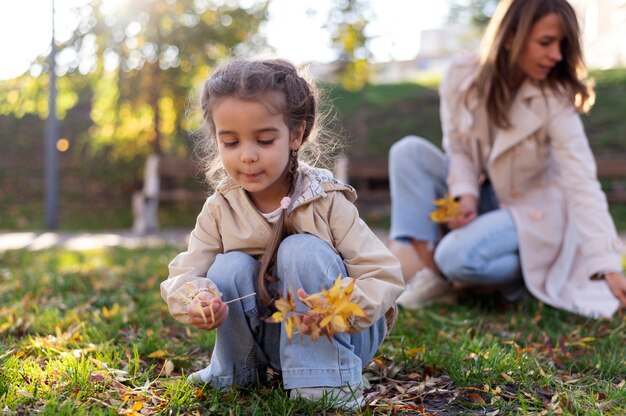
[471,0,594,128]
[196,58,329,306]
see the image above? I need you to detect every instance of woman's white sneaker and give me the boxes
[396,268,456,309]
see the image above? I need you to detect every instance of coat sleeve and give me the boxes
[326,192,404,332]
[440,60,481,198]
[160,196,224,324]
[546,97,623,276]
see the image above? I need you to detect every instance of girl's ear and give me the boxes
[290,121,306,151]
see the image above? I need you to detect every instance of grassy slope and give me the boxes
[0,69,625,231]
[328,68,626,158]
[326,68,626,229]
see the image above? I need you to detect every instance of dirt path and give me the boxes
[1,229,624,255]
[0,229,192,251]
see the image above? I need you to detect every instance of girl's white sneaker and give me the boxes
[289,384,364,411]
[186,365,212,385]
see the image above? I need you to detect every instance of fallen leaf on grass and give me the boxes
[163,359,174,377]
[468,392,486,404]
[515,346,535,354]
[0,321,12,333]
[147,350,169,359]
[405,346,426,357]
[372,358,388,369]
[501,372,514,383]
[195,388,206,401]
[17,389,33,398]
[596,399,616,411]
[544,336,565,369]
[536,386,554,397]
[89,371,127,393]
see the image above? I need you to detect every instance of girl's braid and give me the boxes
[287,151,299,196]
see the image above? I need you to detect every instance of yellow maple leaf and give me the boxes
[266,292,300,341]
[266,293,296,323]
[284,315,301,341]
[429,194,461,224]
[301,275,366,339]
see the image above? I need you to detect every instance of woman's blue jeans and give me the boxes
[200,233,386,389]
[389,135,524,290]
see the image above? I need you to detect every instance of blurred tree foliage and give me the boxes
[447,0,499,29]
[78,0,269,159]
[327,0,373,91]
[0,0,269,161]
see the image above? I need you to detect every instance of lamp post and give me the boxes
[45,0,59,229]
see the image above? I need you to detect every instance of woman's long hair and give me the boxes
[470,0,594,128]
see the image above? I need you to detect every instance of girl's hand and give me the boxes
[187,291,228,330]
[605,272,626,307]
[299,311,324,336]
[448,194,478,229]
[296,288,325,337]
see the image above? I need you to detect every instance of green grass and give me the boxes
[610,205,626,231]
[1,247,625,414]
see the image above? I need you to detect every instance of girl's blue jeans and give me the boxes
[201,233,386,389]
[389,135,524,290]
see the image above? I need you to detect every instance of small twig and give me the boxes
[224,292,256,304]
[87,397,116,409]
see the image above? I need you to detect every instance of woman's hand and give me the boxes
[448,194,478,229]
[605,272,626,308]
[187,291,228,330]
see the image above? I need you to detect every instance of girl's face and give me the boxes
[515,12,564,82]
[213,96,303,212]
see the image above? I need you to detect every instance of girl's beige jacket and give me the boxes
[442,53,624,317]
[160,164,404,332]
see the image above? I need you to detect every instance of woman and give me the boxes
[389,0,626,317]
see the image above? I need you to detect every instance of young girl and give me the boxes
[389,0,626,315]
[160,58,403,410]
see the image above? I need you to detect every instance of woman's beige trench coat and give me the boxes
[440,53,624,318]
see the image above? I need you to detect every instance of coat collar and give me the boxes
[489,79,545,162]
[215,163,356,213]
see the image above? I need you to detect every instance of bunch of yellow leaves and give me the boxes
[267,275,367,342]
[429,194,461,224]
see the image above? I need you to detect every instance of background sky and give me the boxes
[0,0,449,80]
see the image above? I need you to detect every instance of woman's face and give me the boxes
[516,12,564,81]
